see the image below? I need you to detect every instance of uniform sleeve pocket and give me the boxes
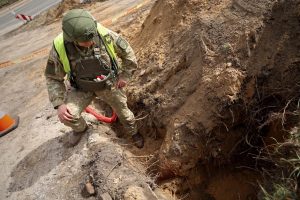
[45,60,56,76]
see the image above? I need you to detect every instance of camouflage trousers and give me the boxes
[62,86,137,136]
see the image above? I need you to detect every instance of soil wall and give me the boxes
[125,0,300,198]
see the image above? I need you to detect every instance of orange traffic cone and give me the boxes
[0,111,19,137]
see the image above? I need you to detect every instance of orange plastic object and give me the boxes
[0,112,19,137]
[85,106,117,123]
[0,114,15,131]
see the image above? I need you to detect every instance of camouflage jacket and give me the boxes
[44,29,137,109]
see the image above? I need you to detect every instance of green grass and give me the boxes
[260,183,297,200]
[259,127,300,200]
[0,0,21,8]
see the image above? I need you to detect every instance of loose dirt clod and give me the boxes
[85,182,95,195]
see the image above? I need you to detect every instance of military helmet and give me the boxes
[62,9,97,42]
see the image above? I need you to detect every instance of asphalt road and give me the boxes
[0,0,61,35]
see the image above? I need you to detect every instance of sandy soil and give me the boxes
[0,0,158,199]
[126,0,300,199]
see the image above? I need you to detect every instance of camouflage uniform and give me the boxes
[45,29,138,135]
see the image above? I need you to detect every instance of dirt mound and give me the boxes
[83,136,165,200]
[123,0,300,198]
[43,0,80,24]
[40,0,109,26]
[129,0,273,175]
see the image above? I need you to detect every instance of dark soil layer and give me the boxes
[229,0,300,163]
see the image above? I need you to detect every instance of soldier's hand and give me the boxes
[57,104,73,122]
[116,78,127,88]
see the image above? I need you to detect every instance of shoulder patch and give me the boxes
[116,37,129,50]
[104,34,112,44]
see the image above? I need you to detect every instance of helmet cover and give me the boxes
[62,9,97,42]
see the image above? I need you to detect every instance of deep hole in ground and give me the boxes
[121,0,300,199]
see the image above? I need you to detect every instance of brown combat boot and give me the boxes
[67,126,88,147]
[132,132,144,148]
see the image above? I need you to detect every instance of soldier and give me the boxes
[45,9,144,148]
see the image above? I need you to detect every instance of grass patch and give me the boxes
[0,0,21,8]
[259,127,300,199]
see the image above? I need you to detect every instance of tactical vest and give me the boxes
[53,23,119,92]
